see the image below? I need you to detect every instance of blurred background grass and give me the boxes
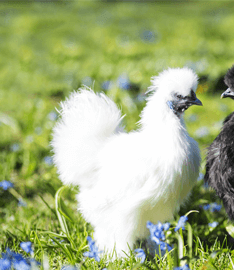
[1,1,234,158]
[1,1,234,266]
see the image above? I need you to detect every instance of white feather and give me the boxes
[51,68,201,257]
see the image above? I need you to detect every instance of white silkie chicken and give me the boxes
[52,67,202,257]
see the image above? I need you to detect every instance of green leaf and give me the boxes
[226,223,234,238]
[55,186,70,237]
[0,112,21,134]
[187,222,193,259]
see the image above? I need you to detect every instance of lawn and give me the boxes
[1,1,234,269]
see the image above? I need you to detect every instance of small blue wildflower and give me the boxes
[83,236,101,262]
[202,203,222,212]
[147,221,171,251]
[10,143,20,152]
[44,156,53,166]
[101,81,112,91]
[140,30,156,43]
[134,248,146,263]
[20,242,33,254]
[48,111,58,121]
[210,202,222,212]
[1,247,39,270]
[117,74,130,90]
[174,216,188,232]
[82,77,93,87]
[209,221,219,228]
[18,199,27,207]
[163,222,170,231]
[1,248,14,260]
[13,259,30,270]
[203,204,210,211]
[174,264,190,270]
[0,180,14,190]
[61,266,79,270]
[147,221,165,244]
[0,258,11,270]
[158,241,172,251]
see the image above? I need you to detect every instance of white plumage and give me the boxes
[52,67,202,257]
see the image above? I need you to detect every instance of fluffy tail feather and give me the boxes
[51,88,123,187]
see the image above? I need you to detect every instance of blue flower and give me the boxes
[202,203,222,212]
[0,258,11,270]
[82,76,93,87]
[20,242,33,254]
[0,247,39,270]
[61,266,79,270]
[101,81,112,90]
[117,74,130,90]
[174,216,188,232]
[163,222,170,231]
[10,143,20,152]
[140,30,156,43]
[134,248,146,263]
[202,204,210,211]
[158,241,172,251]
[209,221,219,228]
[44,156,53,166]
[18,199,27,207]
[147,221,171,251]
[83,236,102,262]
[174,264,190,270]
[210,203,222,212]
[147,221,165,244]
[13,259,30,270]
[48,111,58,121]
[0,180,13,190]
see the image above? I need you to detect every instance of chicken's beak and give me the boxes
[189,97,203,106]
[221,88,234,99]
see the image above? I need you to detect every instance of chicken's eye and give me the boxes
[177,94,183,99]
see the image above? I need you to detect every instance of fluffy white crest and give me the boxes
[149,67,198,97]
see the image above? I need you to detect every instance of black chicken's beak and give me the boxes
[188,97,203,106]
[221,88,234,99]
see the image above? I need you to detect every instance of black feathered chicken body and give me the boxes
[205,65,234,220]
[205,112,234,219]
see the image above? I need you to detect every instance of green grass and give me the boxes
[1,1,234,269]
